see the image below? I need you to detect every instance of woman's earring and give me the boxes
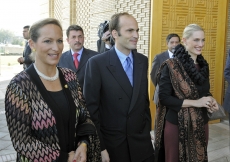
[30,49,36,62]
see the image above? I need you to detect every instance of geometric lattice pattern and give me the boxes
[87,0,116,51]
[162,0,219,95]
[115,0,151,56]
[39,0,151,56]
[75,0,94,50]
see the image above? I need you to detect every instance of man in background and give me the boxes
[58,25,98,89]
[150,33,180,104]
[97,20,114,53]
[17,25,32,69]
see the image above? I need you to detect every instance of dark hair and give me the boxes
[166,33,180,43]
[29,18,62,42]
[66,25,84,38]
[109,12,132,36]
[23,25,30,29]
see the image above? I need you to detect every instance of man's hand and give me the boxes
[101,149,110,162]
[102,31,111,44]
[17,57,24,64]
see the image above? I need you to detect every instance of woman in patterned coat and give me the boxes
[5,18,101,162]
[154,24,219,162]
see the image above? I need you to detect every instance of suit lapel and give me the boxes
[67,50,76,71]
[77,48,89,72]
[162,51,170,61]
[128,51,143,113]
[106,48,133,99]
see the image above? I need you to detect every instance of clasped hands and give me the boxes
[68,143,87,162]
[198,96,219,113]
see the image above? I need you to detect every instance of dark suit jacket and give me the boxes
[58,47,98,89]
[23,42,32,69]
[150,51,169,104]
[223,49,230,113]
[83,47,154,162]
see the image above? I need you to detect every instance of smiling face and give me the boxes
[183,30,205,57]
[30,24,63,67]
[112,15,139,55]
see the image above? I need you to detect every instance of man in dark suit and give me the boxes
[150,33,180,104]
[17,25,32,69]
[58,25,98,88]
[84,12,154,162]
[223,49,230,125]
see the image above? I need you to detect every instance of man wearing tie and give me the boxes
[84,12,154,162]
[17,25,32,69]
[58,25,98,88]
[150,33,180,104]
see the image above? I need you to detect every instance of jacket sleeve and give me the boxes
[150,55,160,87]
[224,50,230,83]
[5,81,67,161]
[144,58,152,130]
[158,65,184,112]
[23,46,33,64]
[83,58,106,151]
[74,79,94,145]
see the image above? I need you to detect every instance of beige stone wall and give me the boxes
[39,0,151,55]
[39,0,49,19]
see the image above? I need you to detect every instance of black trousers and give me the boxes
[109,139,154,162]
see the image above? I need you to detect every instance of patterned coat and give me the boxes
[5,66,101,162]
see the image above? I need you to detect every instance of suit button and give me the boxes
[127,134,130,137]
[127,116,130,119]
[139,131,142,133]
[119,97,122,100]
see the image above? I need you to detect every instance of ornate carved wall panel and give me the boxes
[70,0,76,25]
[75,0,92,49]
[115,0,151,56]
[53,0,62,21]
[88,0,116,50]
[44,0,150,53]
[161,0,220,94]
[149,0,228,127]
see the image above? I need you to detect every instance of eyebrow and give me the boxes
[126,28,139,31]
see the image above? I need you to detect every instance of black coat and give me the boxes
[58,47,98,89]
[23,42,32,68]
[83,47,154,162]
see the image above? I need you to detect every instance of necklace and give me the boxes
[33,63,59,81]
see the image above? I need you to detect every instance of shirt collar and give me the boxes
[168,49,173,58]
[115,46,133,64]
[71,47,84,56]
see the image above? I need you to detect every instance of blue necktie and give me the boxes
[125,57,133,86]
